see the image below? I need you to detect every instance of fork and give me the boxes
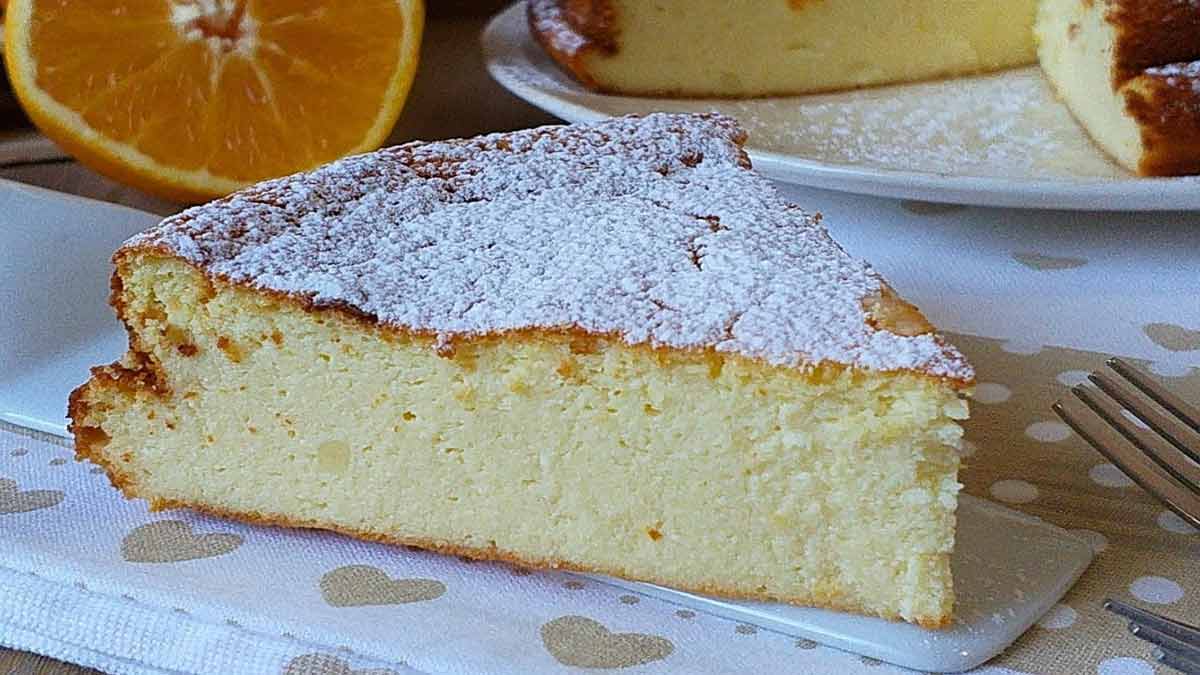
[1052,357,1200,529]
[1104,599,1200,674]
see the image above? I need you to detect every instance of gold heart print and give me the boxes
[0,477,63,515]
[1144,322,1200,353]
[541,615,674,669]
[282,653,396,675]
[1012,251,1088,271]
[121,520,243,563]
[320,565,445,607]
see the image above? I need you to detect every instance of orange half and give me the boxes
[4,0,424,202]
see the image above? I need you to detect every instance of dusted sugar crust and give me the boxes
[118,113,972,384]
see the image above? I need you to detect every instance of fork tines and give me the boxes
[1053,358,1200,529]
[1104,599,1200,674]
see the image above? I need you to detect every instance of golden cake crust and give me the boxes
[557,0,617,53]
[1124,62,1200,176]
[106,241,969,386]
[527,0,617,92]
[1088,0,1200,176]
[1038,0,1200,176]
[1103,0,1200,85]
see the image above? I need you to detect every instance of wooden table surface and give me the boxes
[0,6,554,673]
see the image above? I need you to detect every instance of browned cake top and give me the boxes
[1127,60,1200,175]
[122,113,972,382]
[1105,0,1200,85]
[532,0,617,53]
[1143,59,1200,89]
[527,0,618,90]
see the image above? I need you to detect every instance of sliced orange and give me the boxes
[4,0,424,202]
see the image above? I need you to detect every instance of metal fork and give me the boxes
[1052,357,1200,529]
[1105,599,1200,674]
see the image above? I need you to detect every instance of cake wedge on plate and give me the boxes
[69,113,973,627]
[529,0,1038,96]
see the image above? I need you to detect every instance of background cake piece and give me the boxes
[1036,0,1200,176]
[70,114,972,628]
[529,0,1038,97]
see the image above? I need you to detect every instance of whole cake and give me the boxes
[69,113,973,627]
[1036,0,1200,176]
[529,0,1038,97]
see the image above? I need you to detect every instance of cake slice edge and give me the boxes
[70,246,969,628]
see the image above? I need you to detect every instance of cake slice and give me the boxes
[1036,0,1200,176]
[69,113,973,627]
[529,0,1037,97]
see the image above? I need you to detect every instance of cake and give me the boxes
[528,0,1038,97]
[69,113,973,627]
[1036,0,1200,176]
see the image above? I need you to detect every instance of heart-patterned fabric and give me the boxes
[540,616,673,668]
[319,566,445,607]
[122,521,243,564]
[1143,322,1200,353]
[282,654,397,675]
[0,332,1197,675]
[0,478,62,515]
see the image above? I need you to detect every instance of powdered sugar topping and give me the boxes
[528,0,588,56]
[125,114,971,380]
[1145,60,1200,94]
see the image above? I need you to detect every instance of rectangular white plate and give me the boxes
[0,179,157,435]
[0,180,1094,672]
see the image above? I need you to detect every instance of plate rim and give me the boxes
[482,2,1200,212]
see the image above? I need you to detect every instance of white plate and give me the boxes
[483,3,1200,211]
[0,180,1093,672]
[0,178,158,435]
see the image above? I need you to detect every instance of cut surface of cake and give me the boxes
[69,113,973,628]
[529,0,1038,97]
[1036,0,1200,176]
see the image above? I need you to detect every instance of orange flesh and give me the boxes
[16,0,418,193]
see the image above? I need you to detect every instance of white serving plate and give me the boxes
[483,3,1200,211]
[0,179,157,434]
[0,180,1094,672]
